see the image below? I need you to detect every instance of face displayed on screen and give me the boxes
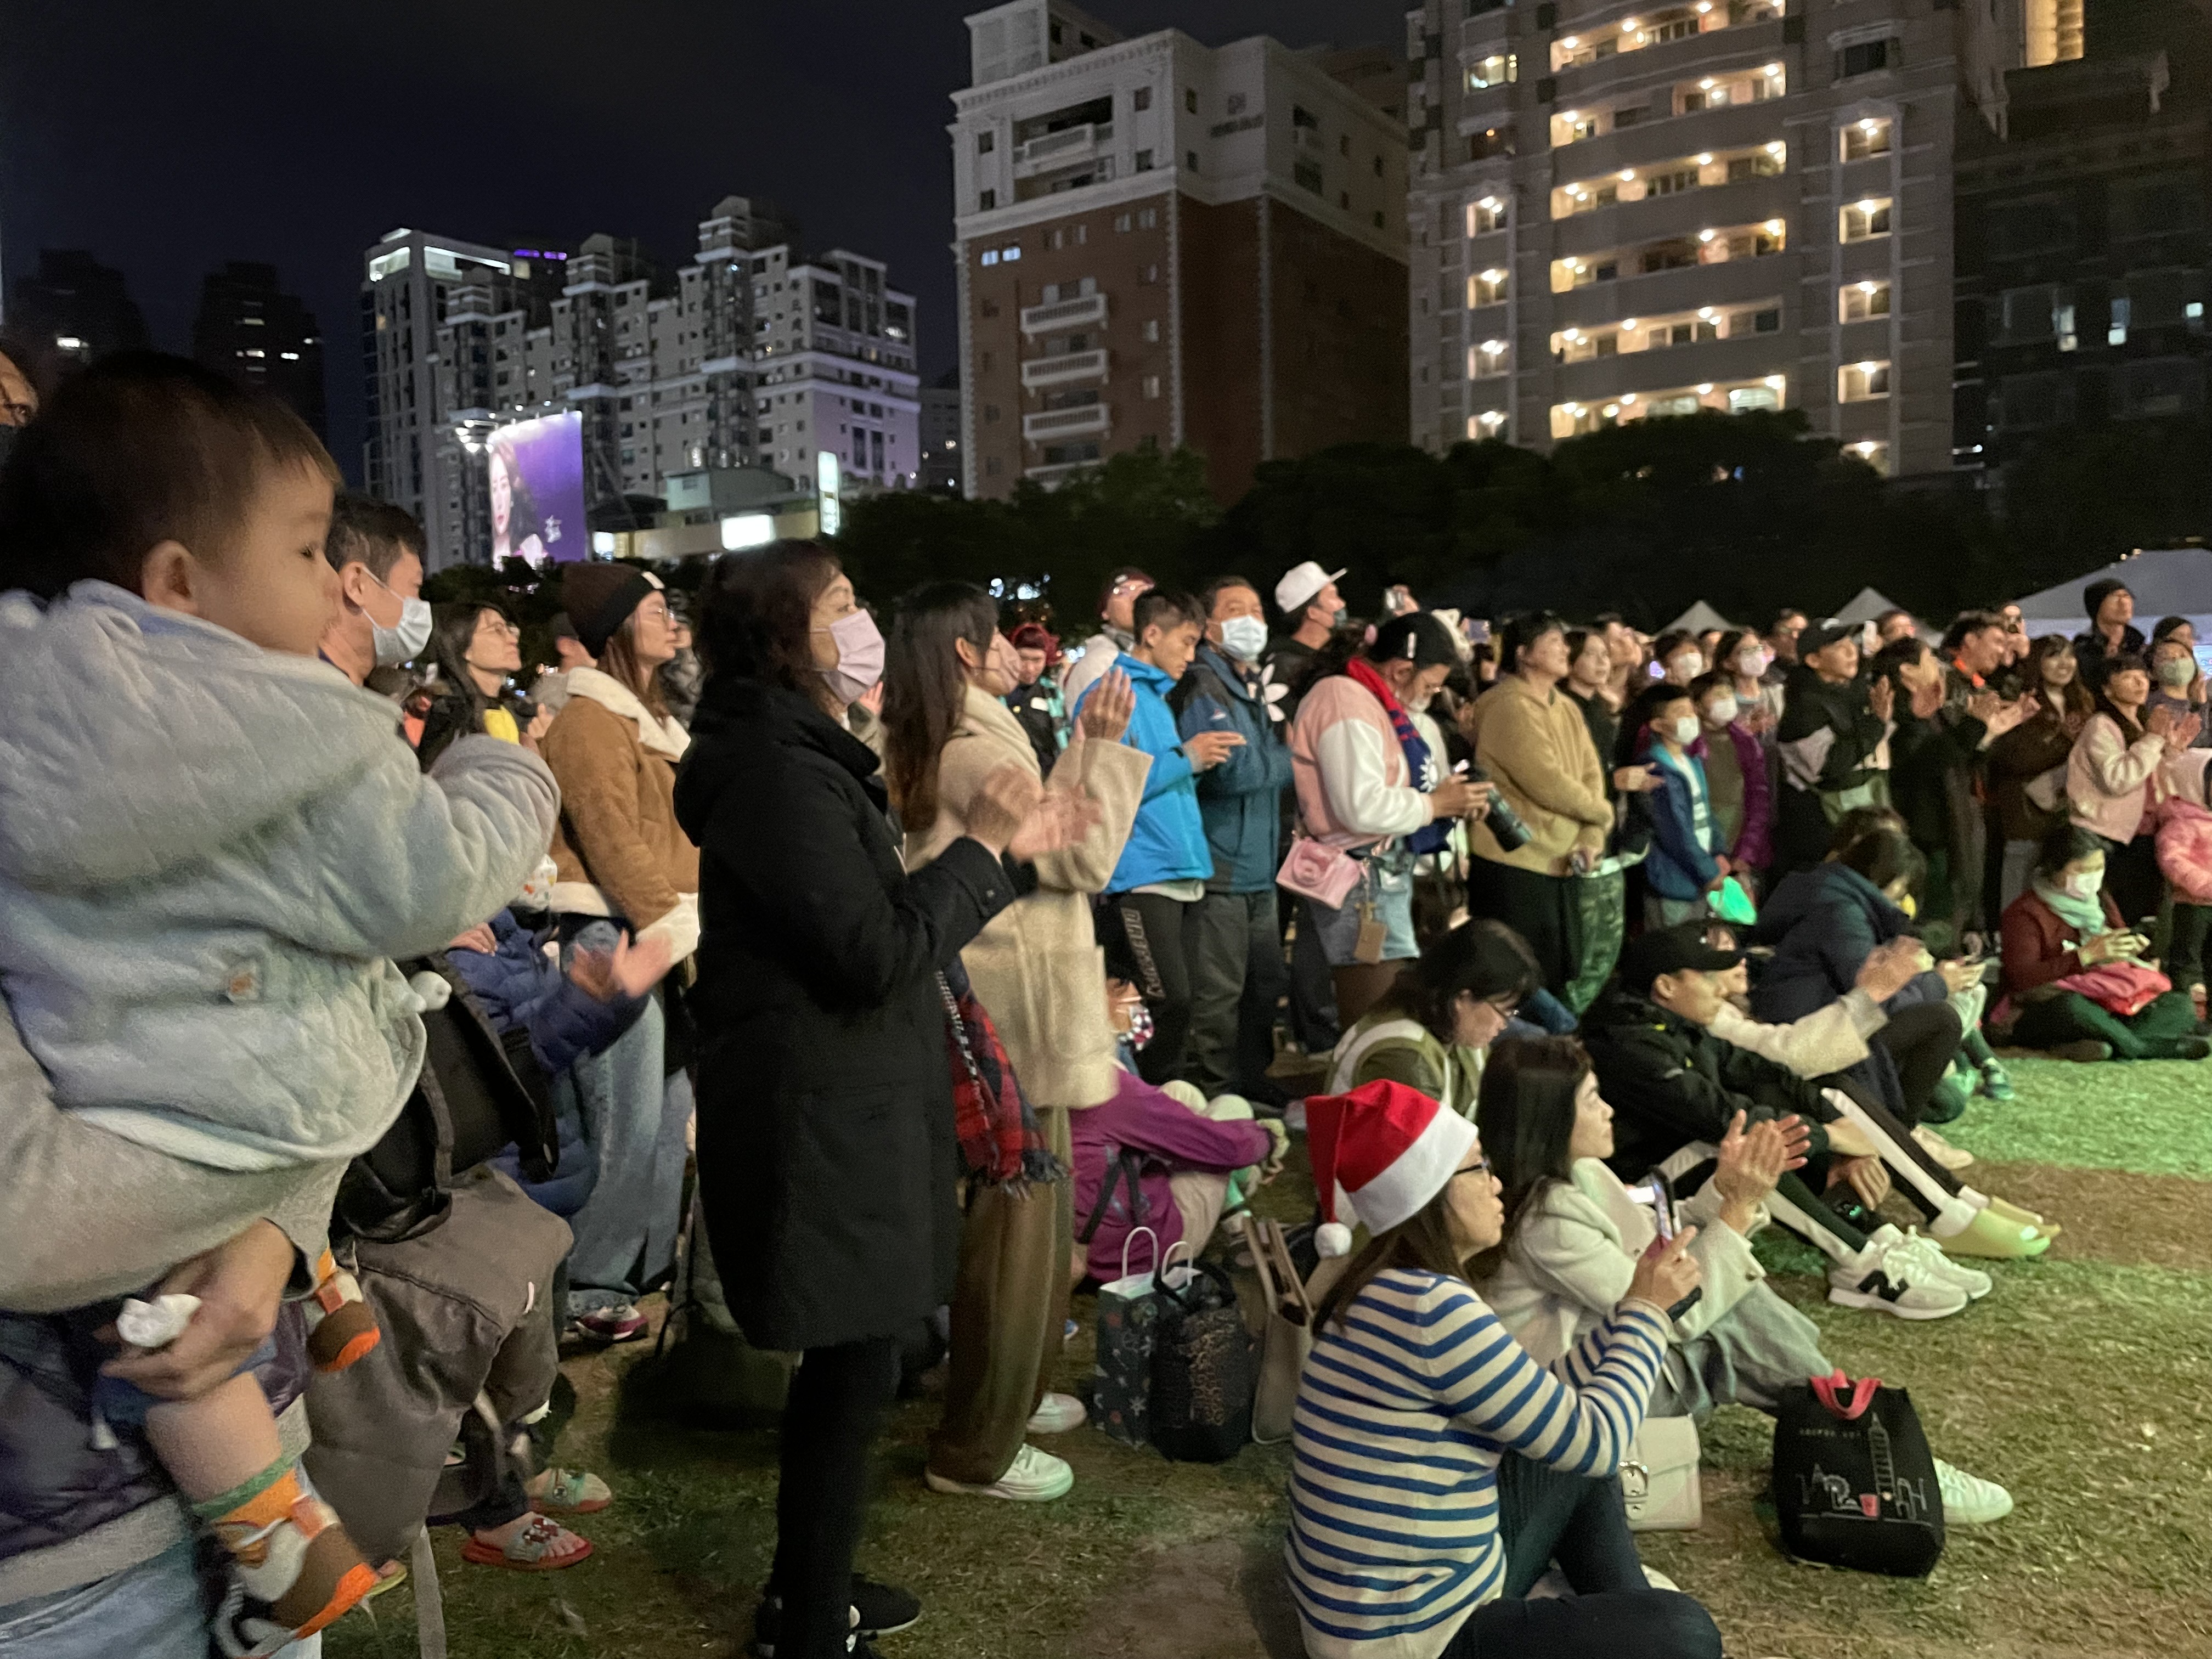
[490,448,514,538]
[484,413,584,565]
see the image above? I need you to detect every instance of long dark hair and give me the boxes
[1314,1186,1475,1334]
[883,580,1000,833]
[697,538,841,696]
[1469,1036,1592,1281]
[428,600,509,719]
[2095,650,2151,740]
[599,610,672,721]
[2024,635,2095,730]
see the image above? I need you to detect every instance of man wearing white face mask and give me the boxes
[320,493,431,685]
[1171,578,1296,1100]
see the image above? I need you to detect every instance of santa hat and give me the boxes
[1304,1080,1479,1259]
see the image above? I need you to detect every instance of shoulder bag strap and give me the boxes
[1077,1147,1146,1245]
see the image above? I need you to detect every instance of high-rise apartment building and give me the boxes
[950,1,1409,503]
[191,261,326,439]
[921,370,966,493]
[1407,0,2010,479]
[1954,0,2208,481]
[10,249,151,363]
[364,199,919,571]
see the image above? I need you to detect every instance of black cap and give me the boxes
[1368,610,1460,670]
[1618,922,1745,995]
[1798,618,1859,657]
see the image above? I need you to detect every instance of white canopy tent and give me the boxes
[1830,585,1937,645]
[1663,599,1737,635]
[2010,549,2212,646]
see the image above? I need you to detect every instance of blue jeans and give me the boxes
[0,1541,320,1659]
[1306,850,1418,967]
[560,965,692,1316]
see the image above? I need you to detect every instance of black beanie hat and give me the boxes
[563,563,661,656]
[1367,610,1461,670]
[2083,578,2131,623]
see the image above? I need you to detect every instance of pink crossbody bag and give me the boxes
[1276,838,1363,909]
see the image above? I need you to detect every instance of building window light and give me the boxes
[1699,229,1717,242]
[1696,383,1715,396]
[1764,375,1785,389]
[1696,153,1714,166]
[1839,360,1892,401]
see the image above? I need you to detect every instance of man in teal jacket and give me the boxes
[1074,591,1241,1085]
[1172,577,1296,1101]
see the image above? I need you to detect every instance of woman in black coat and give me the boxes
[675,540,1089,1659]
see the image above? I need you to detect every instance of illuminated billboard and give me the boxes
[487,411,586,565]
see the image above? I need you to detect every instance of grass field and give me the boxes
[329,1054,2212,1659]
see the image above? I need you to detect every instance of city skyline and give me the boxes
[2,0,1409,488]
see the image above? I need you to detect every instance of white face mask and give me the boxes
[1668,715,1701,746]
[1672,652,1703,680]
[1736,648,1769,676]
[2064,870,2103,899]
[1218,614,1268,662]
[1703,696,1739,727]
[368,573,433,667]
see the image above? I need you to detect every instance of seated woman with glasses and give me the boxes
[1324,919,1544,1118]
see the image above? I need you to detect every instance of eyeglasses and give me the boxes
[1452,1158,1495,1180]
[475,616,521,639]
[637,600,673,624]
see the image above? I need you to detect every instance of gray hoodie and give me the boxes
[0,581,558,1173]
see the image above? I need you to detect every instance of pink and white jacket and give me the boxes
[1287,675,1441,853]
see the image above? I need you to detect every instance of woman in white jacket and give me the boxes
[1472,1036,2016,1522]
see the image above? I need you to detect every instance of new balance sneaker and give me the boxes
[1935,1459,2015,1525]
[1826,1231,1970,1320]
[924,1443,1074,1503]
[1025,1392,1087,1435]
[1889,1227,1993,1300]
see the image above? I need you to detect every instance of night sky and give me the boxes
[4,0,1409,483]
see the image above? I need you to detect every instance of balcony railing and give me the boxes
[1020,348,1108,388]
[1019,292,1109,335]
[1024,456,1105,486]
[1015,122,1113,176]
[1023,403,1109,441]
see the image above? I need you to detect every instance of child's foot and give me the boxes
[1977,1059,2016,1101]
[461,1513,594,1570]
[526,1466,612,1515]
[304,1250,379,1373]
[204,1464,377,1642]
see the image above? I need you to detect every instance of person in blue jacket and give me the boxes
[445,908,665,1223]
[1074,589,1244,1085]
[1171,577,1297,1101]
[1628,684,1728,929]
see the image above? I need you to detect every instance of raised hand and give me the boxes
[1007,786,1104,863]
[1182,730,1245,772]
[1869,676,1896,724]
[1078,669,1136,743]
[966,764,1046,854]
[1855,936,1924,1003]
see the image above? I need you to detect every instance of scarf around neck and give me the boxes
[2034,877,2108,937]
[1345,656,1448,855]
[566,667,690,761]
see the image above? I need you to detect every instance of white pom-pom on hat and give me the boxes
[1314,1222,1355,1259]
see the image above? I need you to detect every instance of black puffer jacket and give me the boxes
[675,676,1013,1352]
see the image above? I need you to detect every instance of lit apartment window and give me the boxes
[1550,401,1619,438]
[1142,375,1161,398]
[1841,198,1893,241]
[1468,339,1511,378]
[1844,439,1891,475]
[2109,295,2130,346]
[1469,268,1509,306]
[1841,118,1893,161]
[1467,196,1509,235]
[1467,54,1516,91]
[1839,360,1892,401]
[1468,410,1508,439]
[1840,279,1892,321]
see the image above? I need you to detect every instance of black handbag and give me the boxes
[1773,1369,1945,1577]
[1148,1259,1254,1464]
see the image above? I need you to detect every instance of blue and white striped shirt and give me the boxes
[1284,1267,1670,1659]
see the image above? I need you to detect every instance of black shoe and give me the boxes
[2050,1039,2114,1063]
[852,1577,921,1638]
[752,1579,921,1656]
[2165,1036,2212,1061]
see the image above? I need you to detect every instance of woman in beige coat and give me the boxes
[885,582,1149,1504]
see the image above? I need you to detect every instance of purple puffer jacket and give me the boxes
[0,1301,310,1577]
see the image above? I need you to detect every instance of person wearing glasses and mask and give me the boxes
[1059,565,1153,708]
[1325,920,1543,1118]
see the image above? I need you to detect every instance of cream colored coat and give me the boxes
[904,686,1152,1108]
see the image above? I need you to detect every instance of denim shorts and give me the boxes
[1304,849,1419,967]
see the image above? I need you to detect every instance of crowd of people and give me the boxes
[0,347,2186,1659]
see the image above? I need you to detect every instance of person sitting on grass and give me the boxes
[1326,919,1542,1114]
[1997,824,2211,1062]
[1473,1035,2015,1525]
[1286,1079,1724,1659]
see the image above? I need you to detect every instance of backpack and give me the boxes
[1772,1370,1945,1576]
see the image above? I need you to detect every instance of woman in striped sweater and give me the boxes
[1286,1081,1720,1659]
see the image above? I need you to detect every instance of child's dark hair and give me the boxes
[0,351,338,601]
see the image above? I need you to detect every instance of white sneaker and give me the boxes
[1826,1228,1970,1320]
[1892,1227,1993,1301]
[1935,1458,2014,1525]
[1025,1392,1087,1435]
[924,1443,1074,1503]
